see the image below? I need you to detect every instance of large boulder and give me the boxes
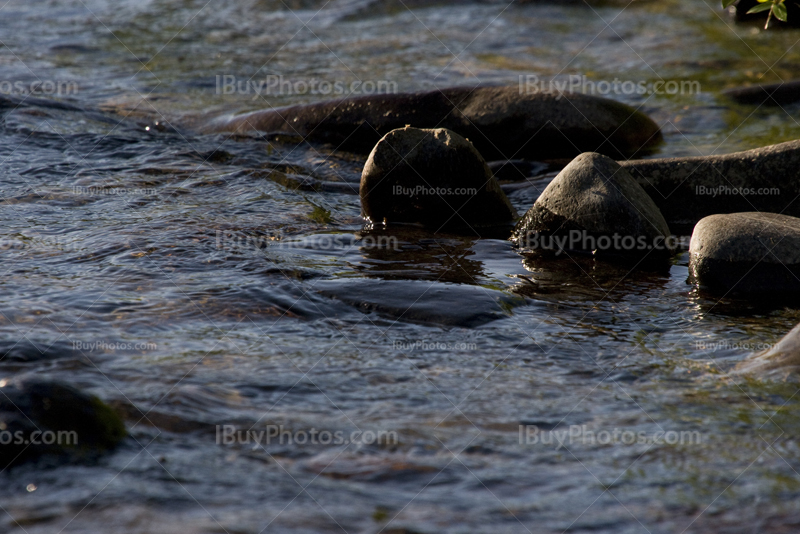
[205,86,662,160]
[0,378,126,468]
[688,212,800,296]
[513,152,673,261]
[733,322,800,379]
[621,140,800,232]
[360,127,515,228]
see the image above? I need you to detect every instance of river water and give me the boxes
[2,0,800,532]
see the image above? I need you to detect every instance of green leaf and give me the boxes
[747,2,774,13]
[722,0,737,6]
[774,1,788,20]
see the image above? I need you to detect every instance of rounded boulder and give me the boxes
[359,126,516,229]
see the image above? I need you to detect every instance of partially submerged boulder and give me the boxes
[621,140,800,231]
[723,80,800,106]
[360,126,516,228]
[733,322,800,379]
[0,378,126,468]
[205,86,662,160]
[689,212,800,296]
[513,152,674,261]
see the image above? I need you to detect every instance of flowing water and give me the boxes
[2,0,800,532]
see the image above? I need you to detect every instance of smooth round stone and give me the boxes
[513,152,673,261]
[0,378,126,467]
[359,126,516,228]
[689,212,800,295]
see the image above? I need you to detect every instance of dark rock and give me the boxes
[724,80,800,106]
[204,86,662,160]
[0,378,126,468]
[621,140,800,233]
[689,212,800,296]
[359,126,516,228]
[316,278,524,327]
[733,321,800,379]
[513,152,673,261]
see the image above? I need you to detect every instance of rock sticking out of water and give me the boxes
[689,212,800,296]
[723,80,800,106]
[0,378,126,468]
[204,86,662,160]
[733,322,800,379]
[513,152,673,262]
[360,126,516,229]
[621,139,800,231]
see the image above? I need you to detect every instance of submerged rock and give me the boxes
[204,86,662,160]
[0,378,126,468]
[724,80,800,106]
[733,322,800,379]
[316,278,524,327]
[360,126,516,228]
[513,152,673,261]
[689,212,800,296]
[621,139,800,231]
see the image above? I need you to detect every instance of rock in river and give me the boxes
[513,152,674,261]
[621,139,800,232]
[733,321,800,379]
[723,80,800,106]
[360,126,516,228]
[689,212,800,296]
[204,86,662,160]
[0,378,126,468]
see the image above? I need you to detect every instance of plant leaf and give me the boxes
[747,2,774,13]
[774,1,788,20]
[722,0,737,7]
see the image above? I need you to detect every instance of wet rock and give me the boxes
[621,140,800,232]
[359,126,516,228]
[689,212,800,296]
[733,322,800,379]
[0,378,126,468]
[316,278,525,327]
[204,86,662,160]
[723,80,800,106]
[513,152,673,261]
